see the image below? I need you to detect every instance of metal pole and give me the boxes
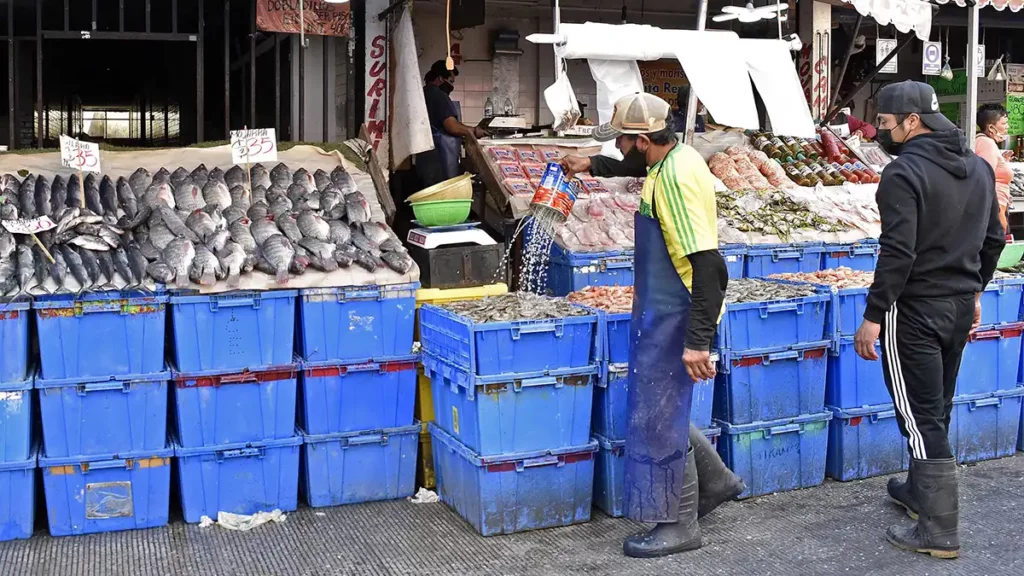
[823,33,914,124]
[250,3,256,128]
[225,0,230,138]
[36,0,42,148]
[684,0,707,145]
[831,14,863,109]
[274,34,281,136]
[299,37,305,141]
[553,0,562,81]
[197,0,205,142]
[966,5,980,149]
[300,0,305,51]
[323,37,330,142]
[8,0,14,148]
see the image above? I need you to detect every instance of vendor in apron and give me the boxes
[415,60,488,188]
[592,93,731,558]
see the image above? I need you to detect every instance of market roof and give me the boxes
[842,0,933,41]
[934,0,1024,11]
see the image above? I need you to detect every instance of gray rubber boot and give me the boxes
[886,458,960,559]
[690,423,745,518]
[623,447,702,558]
[887,466,920,520]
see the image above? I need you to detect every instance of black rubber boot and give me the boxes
[623,447,702,558]
[886,458,960,559]
[690,423,745,518]
[887,467,920,520]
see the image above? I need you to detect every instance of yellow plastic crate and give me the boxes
[415,366,435,423]
[414,283,509,339]
[418,429,436,489]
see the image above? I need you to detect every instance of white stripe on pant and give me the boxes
[884,304,928,460]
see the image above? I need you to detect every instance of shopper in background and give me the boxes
[854,81,1005,560]
[416,60,487,188]
[671,87,705,133]
[840,101,877,140]
[975,103,1012,233]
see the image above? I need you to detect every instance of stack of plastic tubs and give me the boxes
[744,242,825,279]
[169,290,301,523]
[0,299,35,541]
[419,302,599,536]
[545,244,636,297]
[714,281,832,498]
[296,283,420,508]
[720,244,747,279]
[33,292,172,536]
[821,240,880,271]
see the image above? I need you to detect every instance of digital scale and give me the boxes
[478,115,529,136]
[406,222,496,250]
[406,222,504,289]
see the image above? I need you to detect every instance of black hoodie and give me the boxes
[864,130,1006,324]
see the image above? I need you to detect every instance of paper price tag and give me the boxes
[59,135,101,173]
[230,128,278,165]
[2,215,56,235]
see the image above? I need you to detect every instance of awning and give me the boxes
[842,0,933,41]
[933,0,1024,11]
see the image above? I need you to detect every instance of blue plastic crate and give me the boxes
[175,435,302,523]
[717,410,832,499]
[300,357,417,435]
[821,240,879,271]
[418,303,597,376]
[592,427,720,518]
[826,404,909,481]
[827,287,869,340]
[546,246,635,296]
[40,447,172,536]
[1018,396,1023,452]
[593,364,714,439]
[603,311,631,366]
[980,277,1024,325]
[36,370,169,458]
[714,342,829,425]
[301,423,419,507]
[826,337,889,409]
[720,244,746,280]
[955,323,1023,396]
[717,291,829,352]
[173,364,297,449]
[423,354,595,455]
[298,283,417,364]
[0,449,36,542]
[947,388,1024,464]
[744,243,825,278]
[0,376,32,463]
[34,292,168,380]
[170,290,297,373]
[0,300,29,383]
[430,423,596,536]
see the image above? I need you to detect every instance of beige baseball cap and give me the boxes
[593,92,672,142]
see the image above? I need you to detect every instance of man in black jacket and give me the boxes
[854,81,1005,560]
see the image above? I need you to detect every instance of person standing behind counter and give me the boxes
[975,103,1012,233]
[415,60,488,189]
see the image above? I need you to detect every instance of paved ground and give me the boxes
[2,455,1022,576]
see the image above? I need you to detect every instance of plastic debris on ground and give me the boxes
[724,278,819,304]
[408,488,440,504]
[438,292,588,322]
[566,286,633,313]
[199,510,287,531]
[770,267,874,289]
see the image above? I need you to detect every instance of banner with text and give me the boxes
[638,60,689,104]
[256,0,351,37]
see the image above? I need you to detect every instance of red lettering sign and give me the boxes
[365,34,387,150]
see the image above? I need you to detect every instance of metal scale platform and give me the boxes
[406,222,505,289]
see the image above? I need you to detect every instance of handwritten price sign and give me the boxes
[1007,94,1024,136]
[230,128,278,165]
[2,215,56,235]
[59,135,101,173]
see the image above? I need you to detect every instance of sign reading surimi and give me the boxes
[257,1,352,37]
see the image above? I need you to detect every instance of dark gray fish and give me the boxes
[100,176,119,216]
[84,182,104,215]
[162,237,196,288]
[157,206,200,243]
[126,244,149,285]
[335,242,358,267]
[141,182,175,210]
[15,244,36,295]
[320,186,343,214]
[266,183,288,203]
[0,257,17,296]
[50,175,68,215]
[31,245,50,292]
[52,207,80,239]
[84,173,97,189]
[247,202,269,221]
[270,163,291,182]
[277,213,304,244]
[344,191,370,224]
[291,251,310,276]
[361,221,392,246]
[96,250,118,287]
[186,210,216,242]
[191,164,209,181]
[331,166,357,193]
[149,223,176,251]
[18,174,36,219]
[230,185,251,211]
[262,234,295,284]
[329,220,351,245]
[206,229,231,254]
[66,173,83,208]
[174,178,206,212]
[208,166,226,185]
[300,191,321,211]
[217,242,247,288]
[221,205,247,226]
[170,167,191,187]
[293,168,315,193]
[353,248,381,272]
[268,197,293,220]
[48,246,68,292]
[0,230,15,260]
[382,250,415,274]
[250,166,271,190]
[68,235,113,252]
[380,237,405,253]
[287,183,307,205]
[60,245,92,292]
[251,218,281,246]
[151,168,171,185]
[34,175,51,217]
[251,185,268,206]
[297,211,330,241]
[203,180,231,208]
[225,165,246,189]
[298,238,338,273]
[129,168,152,197]
[140,240,162,262]
[76,247,104,286]
[0,202,17,222]
[314,169,332,192]
[1,174,19,194]
[147,261,175,284]
[190,244,221,286]
[229,218,258,254]
[117,177,138,219]
[351,227,382,257]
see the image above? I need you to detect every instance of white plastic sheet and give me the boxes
[588,59,643,159]
[390,9,433,168]
[741,39,817,138]
[671,32,759,132]
[555,23,672,61]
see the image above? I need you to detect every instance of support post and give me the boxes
[197,0,205,142]
[684,0,708,145]
[831,14,863,109]
[225,0,230,138]
[36,0,42,148]
[966,5,981,150]
[324,37,330,142]
[8,0,14,148]
[274,34,281,136]
[250,3,256,128]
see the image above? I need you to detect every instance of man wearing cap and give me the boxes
[591,92,731,558]
[853,80,1005,559]
[416,60,488,188]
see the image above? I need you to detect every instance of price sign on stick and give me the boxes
[230,128,278,165]
[2,216,56,235]
[59,135,101,173]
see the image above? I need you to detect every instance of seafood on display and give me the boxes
[724,278,819,304]
[770,267,874,289]
[440,292,589,323]
[566,285,634,313]
[0,163,412,297]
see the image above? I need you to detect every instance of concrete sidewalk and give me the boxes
[3,456,1022,576]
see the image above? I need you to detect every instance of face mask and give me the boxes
[440,81,454,96]
[990,128,1008,144]
[877,119,907,156]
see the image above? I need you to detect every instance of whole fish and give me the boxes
[270,163,291,183]
[48,246,68,292]
[268,196,293,220]
[19,174,36,218]
[68,235,114,252]
[203,180,232,208]
[230,185,251,210]
[84,173,97,189]
[0,257,17,296]
[96,250,118,287]
[353,248,381,272]
[221,205,247,226]
[190,244,221,286]
[225,165,247,189]
[300,191,321,211]
[142,181,175,210]
[229,218,258,254]
[277,213,304,243]
[314,169,332,192]
[208,166,226,185]
[331,166,357,193]
[345,191,370,224]
[206,229,231,254]
[191,164,209,182]
[251,218,281,246]
[351,227,382,257]
[320,186,343,214]
[151,168,171,185]
[126,244,149,286]
[291,250,310,276]
[186,210,216,242]
[251,185,268,206]
[157,206,200,243]
[76,247,105,286]
[382,250,415,275]
[329,220,352,245]
[66,173,83,208]
[298,237,338,272]
[361,221,391,246]
[0,201,17,221]
[52,207,80,239]
[50,175,68,215]
[84,181,104,215]
[217,241,247,288]
[251,169,271,191]
[287,183,307,205]
[174,178,206,212]
[34,175,51,217]
[335,242,358,267]
[100,176,120,216]
[293,168,315,193]
[1,174,19,194]
[163,237,196,288]
[380,237,405,253]
[0,230,15,260]
[147,261,175,285]
[140,240,162,262]
[149,223,176,251]
[31,244,50,292]
[60,245,92,292]
[266,183,288,203]
[262,234,295,284]
[116,177,138,219]
[247,202,269,221]
[15,244,36,295]
[297,211,330,242]
[129,168,152,197]
[170,167,190,187]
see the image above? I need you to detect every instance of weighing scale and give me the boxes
[406,222,504,289]
[406,222,497,250]
[478,115,529,137]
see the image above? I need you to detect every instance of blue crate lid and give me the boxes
[722,340,831,362]
[429,423,598,466]
[747,242,826,256]
[171,363,298,385]
[951,386,1024,407]
[0,445,37,472]
[824,238,879,247]
[829,403,897,420]
[299,355,419,374]
[422,352,598,390]
[0,298,30,311]
[172,434,303,457]
[724,289,830,313]
[39,446,174,467]
[169,289,298,305]
[716,410,833,435]
[299,282,420,301]
[301,423,421,447]
[34,369,171,390]
[419,302,599,331]
[988,275,1024,288]
[32,291,169,310]
[969,322,1024,339]
[0,373,33,393]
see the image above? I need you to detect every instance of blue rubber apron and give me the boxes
[622,204,695,523]
[432,127,462,181]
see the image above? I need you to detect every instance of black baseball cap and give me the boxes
[876,80,957,132]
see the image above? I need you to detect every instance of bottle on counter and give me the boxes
[852,162,881,183]
[809,162,838,186]
[784,164,810,186]
[755,134,782,159]
[800,139,820,160]
[833,162,859,184]
[823,163,847,184]
[484,97,494,118]
[504,98,514,115]
[796,163,821,186]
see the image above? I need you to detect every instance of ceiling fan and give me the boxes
[713,1,787,23]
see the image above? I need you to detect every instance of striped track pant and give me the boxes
[879,295,975,461]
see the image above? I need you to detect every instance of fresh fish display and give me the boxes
[190,244,222,286]
[381,251,414,274]
[567,286,634,313]
[162,237,196,288]
[34,175,51,217]
[218,242,248,288]
[116,177,137,219]
[345,191,370,224]
[724,278,819,304]
[331,166,357,193]
[262,234,295,284]
[769,267,874,289]
[442,293,589,323]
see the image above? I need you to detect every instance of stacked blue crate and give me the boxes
[714,281,832,498]
[419,302,599,535]
[744,242,825,278]
[168,289,302,523]
[296,283,420,508]
[821,240,879,271]
[0,299,34,542]
[33,291,172,537]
